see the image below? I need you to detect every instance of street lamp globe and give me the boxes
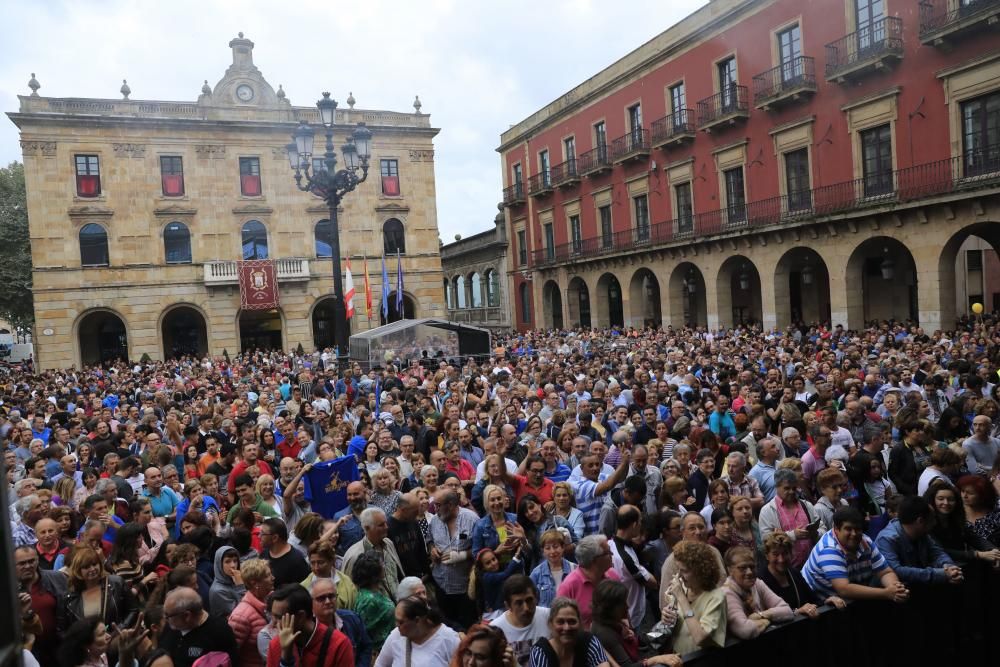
[285,142,300,170]
[294,122,315,158]
[341,140,359,170]
[353,122,372,160]
[317,92,337,127]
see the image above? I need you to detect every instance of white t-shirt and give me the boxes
[474,457,518,482]
[491,607,550,667]
[374,624,460,667]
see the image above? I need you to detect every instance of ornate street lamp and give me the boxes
[288,92,372,364]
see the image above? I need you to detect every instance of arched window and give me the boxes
[455,275,467,309]
[444,279,453,309]
[470,273,483,307]
[486,270,500,307]
[163,221,192,264]
[241,220,268,260]
[383,218,406,255]
[80,223,109,267]
[519,282,532,323]
[315,219,333,258]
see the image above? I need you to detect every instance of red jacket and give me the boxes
[266,622,354,667]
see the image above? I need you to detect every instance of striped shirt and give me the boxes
[802,530,889,598]
[529,633,607,667]
[544,463,572,484]
[570,478,605,536]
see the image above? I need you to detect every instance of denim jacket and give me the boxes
[530,558,577,607]
[472,512,518,555]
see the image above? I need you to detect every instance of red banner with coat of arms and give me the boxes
[238,260,280,310]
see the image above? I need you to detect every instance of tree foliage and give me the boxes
[0,162,33,332]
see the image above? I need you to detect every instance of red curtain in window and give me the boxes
[241,175,261,196]
[77,175,100,197]
[381,176,400,196]
[162,174,184,196]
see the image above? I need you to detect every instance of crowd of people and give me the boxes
[6,318,1000,667]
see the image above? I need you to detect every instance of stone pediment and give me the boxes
[153,203,197,217]
[68,204,114,219]
[374,202,410,214]
[232,203,274,216]
[203,33,288,109]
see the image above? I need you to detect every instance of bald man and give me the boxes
[333,481,368,555]
[388,492,430,579]
[142,466,180,519]
[160,587,238,667]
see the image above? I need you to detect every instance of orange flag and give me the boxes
[363,256,373,322]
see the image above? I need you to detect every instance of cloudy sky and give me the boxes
[0,0,706,242]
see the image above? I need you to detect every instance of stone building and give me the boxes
[10,34,446,368]
[498,0,1000,332]
[439,209,511,331]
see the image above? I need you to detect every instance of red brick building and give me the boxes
[498,0,1000,332]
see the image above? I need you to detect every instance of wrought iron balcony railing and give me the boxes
[527,144,1000,268]
[550,158,580,188]
[919,0,1000,43]
[578,144,612,176]
[753,56,817,108]
[609,129,651,163]
[528,171,553,197]
[825,16,903,81]
[502,182,526,206]
[651,109,696,147]
[697,85,749,130]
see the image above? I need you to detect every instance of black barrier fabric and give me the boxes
[678,561,1000,667]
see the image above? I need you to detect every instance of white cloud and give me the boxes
[0,0,707,241]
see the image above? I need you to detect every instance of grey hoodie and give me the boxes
[208,546,247,619]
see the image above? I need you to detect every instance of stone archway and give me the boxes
[717,256,763,329]
[774,248,832,327]
[567,277,591,329]
[239,309,284,352]
[667,262,707,328]
[596,273,625,328]
[542,280,564,330]
[161,305,208,359]
[937,221,1000,328]
[381,292,417,325]
[846,237,918,326]
[76,309,128,366]
[628,268,662,328]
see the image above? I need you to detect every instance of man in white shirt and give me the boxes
[490,575,550,667]
[609,504,657,629]
[823,407,856,458]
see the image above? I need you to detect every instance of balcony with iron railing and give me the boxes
[651,109,696,148]
[697,85,750,132]
[528,171,553,198]
[610,128,651,164]
[920,0,1000,45]
[550,158,580,188]
[753,56,817,110]
[204,257,311,286]
[502,182,526,207]
[825,16,903,82]
[578,144,612,177]
[527,144,1000,268]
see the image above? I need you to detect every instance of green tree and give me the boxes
[0,162,33,332]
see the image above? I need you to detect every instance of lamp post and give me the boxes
[287,92,372,365]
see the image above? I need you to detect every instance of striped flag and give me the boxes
[381,255,390,320]
[343,258,355,319]
[363,256,373,322]
[395,250,404,316]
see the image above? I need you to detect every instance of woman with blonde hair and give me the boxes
[550,481,585,541]
[255,473,281,515]
[59,545,139,633]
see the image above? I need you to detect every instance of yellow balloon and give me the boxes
[972,302,984,314]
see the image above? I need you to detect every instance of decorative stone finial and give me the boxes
[347,91,356,109]
[276,85,285,100]
[238,31,244,38]
[27,73,40,96]
[120,79,131,100]
[413,95,422,113]
[201,79,212,95]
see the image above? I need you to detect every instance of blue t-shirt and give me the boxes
[143,486,180,517]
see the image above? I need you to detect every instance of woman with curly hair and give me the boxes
[57,616,113,667]
[666,540,727,656]
[449,623,512,667]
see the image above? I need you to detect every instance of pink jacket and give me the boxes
[228,591,269,667]
[723,577,794,640]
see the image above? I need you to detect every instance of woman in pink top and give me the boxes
[722,547,793,640]
[556,534,621,628]
[758,469,823,569]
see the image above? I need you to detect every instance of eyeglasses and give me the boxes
[313,593,337,603]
